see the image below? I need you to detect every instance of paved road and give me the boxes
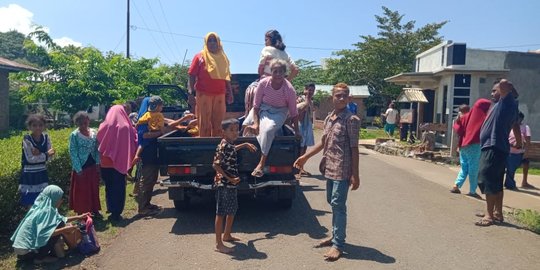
[81,147,540,270]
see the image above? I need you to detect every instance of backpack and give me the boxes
[77,216,100,255]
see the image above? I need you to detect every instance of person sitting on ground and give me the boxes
[245,59,300,177]
[381,103,399,137]
[11,185,90,264]
[450,99,491,197]
[212,119,257,254]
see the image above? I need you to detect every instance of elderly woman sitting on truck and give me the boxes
[247,59,300,177]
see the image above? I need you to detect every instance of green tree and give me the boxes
[291,59,329,93]
[0,30,26,60]
[325,6,447,108]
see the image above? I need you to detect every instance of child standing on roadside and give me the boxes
[212,118,257,254]
[294,83,360,261]
[20,114,55,206]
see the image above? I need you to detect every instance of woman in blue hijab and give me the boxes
[11,185,89,264]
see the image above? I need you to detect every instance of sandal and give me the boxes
[475,218,494,227]
[251,168,264,178]
[475,213,504,223]
[450,187,461,194]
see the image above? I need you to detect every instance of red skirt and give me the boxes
[69,165,101,214]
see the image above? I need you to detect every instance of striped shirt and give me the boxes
[253,77,298,118]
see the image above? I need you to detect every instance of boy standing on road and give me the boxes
[294,83,361,261]
[212,118,257,253]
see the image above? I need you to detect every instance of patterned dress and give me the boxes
[69,128,101,214]
[213,139,239,216]
[19,134,52,206]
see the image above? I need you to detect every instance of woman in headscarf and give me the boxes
[188,32,232,137]
[450,98,492,197]
[258,29,298,80]
[11,185,89,264]
[97,105,138,220]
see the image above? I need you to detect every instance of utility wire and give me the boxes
[144,0,179,61]
[132,25,346,51]
[157,0,183,60]
[132,0,173,63]
[113,32,126,52]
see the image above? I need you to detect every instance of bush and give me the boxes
[0,128,73,234]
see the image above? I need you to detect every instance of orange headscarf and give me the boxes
[201,32,231,80]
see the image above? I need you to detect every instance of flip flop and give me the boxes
[475,213,504,223]
[475,218,494,227]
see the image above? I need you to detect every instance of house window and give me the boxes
[446,44,466,66]
[452,74,471,118]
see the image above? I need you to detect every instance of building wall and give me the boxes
[460,49,507,70]
[0,71,9,132]
[506,52,540,141]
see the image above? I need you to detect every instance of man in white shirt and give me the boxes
[382,103,399,136]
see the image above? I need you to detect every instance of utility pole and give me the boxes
[126,0,130,58]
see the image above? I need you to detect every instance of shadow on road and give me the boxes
[157,185,329,241]
[513,187,540,197]
[342,243,396,263]
[229,237,270,261]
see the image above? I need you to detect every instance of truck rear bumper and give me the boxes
[160,179,298,190]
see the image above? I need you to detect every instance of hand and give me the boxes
[183,113,195,120]
[132,156,141,166]
[230,177,241,185]
[244,143,257,153]
[226,91,234,105]
[47,148,55,157]
[499,79,518,97]
[31,147,40,156]
[214,173,223,184]
[293,155,308,171]
[187,119,198,129]
[350,175,360,190]
[78,212,90,220]
[249,124,259,135]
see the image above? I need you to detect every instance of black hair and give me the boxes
[25,114,47,128]
[221,118,239,130]
[126,100,138,113]
[265,30,286,51]
[305,83,315,88]
[518,111,525,119]
[73,111,90,126]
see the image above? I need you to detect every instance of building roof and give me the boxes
[315,84,370,98]
[0,57,40,72]
[396,88,428,103]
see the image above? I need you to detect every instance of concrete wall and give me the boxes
[506,52,540,141]
[457,49,507,70]
[0,71,9,132]
[417,48,444,72]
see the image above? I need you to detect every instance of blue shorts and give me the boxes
[384,123,396,134]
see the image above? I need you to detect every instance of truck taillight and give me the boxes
[268,166,293,174]
[168,166,196,175]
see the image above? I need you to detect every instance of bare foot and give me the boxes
[215,244,234,254]
[223,234,241,242]
[521,183,535,189]
[323,247,342,261]
[314,237,333,248]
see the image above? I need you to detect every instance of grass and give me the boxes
[515,167,540,176]
[0,181,139,269]
[360,128,389,140]
[512,209,540,234]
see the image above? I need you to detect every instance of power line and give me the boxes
[144,0,179,61]
[131,25,347,51]
[157,0,183,60]
[113,32,126,52]
[131,0,173,63]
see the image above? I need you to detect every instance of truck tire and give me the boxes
[173,198,190,211]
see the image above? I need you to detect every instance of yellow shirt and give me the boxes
[138,112,164,131]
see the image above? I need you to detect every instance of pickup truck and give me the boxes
[153,74,300,210]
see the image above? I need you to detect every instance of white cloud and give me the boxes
[0,4,81,47]
[53,37,82,48]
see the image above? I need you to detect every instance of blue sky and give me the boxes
[1,0,539,73]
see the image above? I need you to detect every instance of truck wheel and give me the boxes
[277,198,293,209]
[173,198,190,211]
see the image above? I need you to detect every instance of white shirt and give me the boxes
[385,108,398,124]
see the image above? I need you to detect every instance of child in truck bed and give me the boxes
[212,118,257,254]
